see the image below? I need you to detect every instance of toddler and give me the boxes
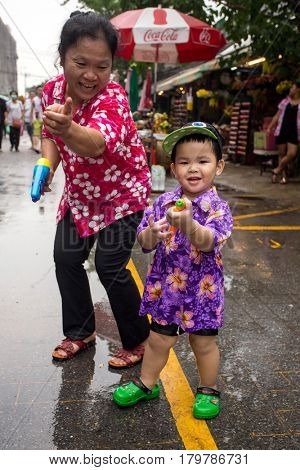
[113,122,233,419]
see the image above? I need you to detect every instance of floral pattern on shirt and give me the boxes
[137,186,233,332]
[42,74,151,237]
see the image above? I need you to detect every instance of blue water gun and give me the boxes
[31,157,51,202]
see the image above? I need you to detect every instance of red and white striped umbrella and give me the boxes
[111,7,226,65]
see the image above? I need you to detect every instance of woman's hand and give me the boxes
[166,197,194,234]
[148,214,172,241]
[43,169,55,194]
[43,97,73,138]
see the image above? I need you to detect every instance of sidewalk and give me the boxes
[216,161,300,205]
[163,160,300,207]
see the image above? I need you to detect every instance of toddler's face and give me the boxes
[171,139,224,199]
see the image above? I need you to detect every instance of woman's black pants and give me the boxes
[54,209,150,349]
[9,126,20,150]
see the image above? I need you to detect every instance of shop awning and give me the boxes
[156,38,251,92]
[156,59,219,91]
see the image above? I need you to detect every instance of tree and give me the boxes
[63,0,209,22]
[63,0,300,78]
[209,0,300,77]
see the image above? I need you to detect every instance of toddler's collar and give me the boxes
[161,186,218,210]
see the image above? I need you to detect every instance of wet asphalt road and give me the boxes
[0,135,299,450]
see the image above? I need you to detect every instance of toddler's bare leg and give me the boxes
[140,331,178,389]
[189,335,220,389]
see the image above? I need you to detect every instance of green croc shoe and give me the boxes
[193,387,221,419]
[113,377,160,407]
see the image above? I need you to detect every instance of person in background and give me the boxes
[33,87,43,119]
[268,79,300,184]
[32,87,43,153]
[41,11,151,365]
[24,91,35,150]
[113,122,233,420]
[6,91,24,152]
[0,96,7,152]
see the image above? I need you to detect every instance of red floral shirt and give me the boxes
[42,74,151,237]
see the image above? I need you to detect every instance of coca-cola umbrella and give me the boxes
[111,7,226,103]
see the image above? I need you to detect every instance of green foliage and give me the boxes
[63,0,299,77]
[212,0,300,75]
[63,0,209,22]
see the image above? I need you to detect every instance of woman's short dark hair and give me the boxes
[58,11,118,63]
[171,134,223,163]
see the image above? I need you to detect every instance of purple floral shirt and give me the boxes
[137,186,233,332]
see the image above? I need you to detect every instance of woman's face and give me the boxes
[62,36,112,105]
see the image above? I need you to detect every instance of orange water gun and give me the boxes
[170,199,186,234]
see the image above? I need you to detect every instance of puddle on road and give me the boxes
[224,274,234,291]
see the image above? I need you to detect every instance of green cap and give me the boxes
[162,121,221,155]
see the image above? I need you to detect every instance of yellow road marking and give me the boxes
[232,194,262,199]
[127,259,144,294]
[233,226,300,230]
[233,202,256,206]
[233,207,300,221]
[127,258,218,450]
[160,349,218,450]
[269,239,282,249]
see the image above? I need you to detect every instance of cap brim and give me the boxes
[162,126,217,155]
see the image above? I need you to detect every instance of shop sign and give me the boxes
[134,27,189,44]
[144,28,179,42]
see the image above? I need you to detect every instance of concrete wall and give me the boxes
[0,16,18,96]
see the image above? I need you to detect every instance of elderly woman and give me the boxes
[42,11,150,366]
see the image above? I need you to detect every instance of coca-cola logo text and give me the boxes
[199,29,211,44]
[144,28,179,42]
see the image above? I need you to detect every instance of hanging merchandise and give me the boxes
[228,101,252,164]
[187,87,193,111]
[170,92,188,130]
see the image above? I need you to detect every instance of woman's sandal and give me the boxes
[280,176,288,184]
[113,377,160,407]
[52,337,96,362]
[108,344,145,369]
[193,387,221,419]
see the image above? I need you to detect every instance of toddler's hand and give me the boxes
[166,197,193,234]
[148,214,172,241]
